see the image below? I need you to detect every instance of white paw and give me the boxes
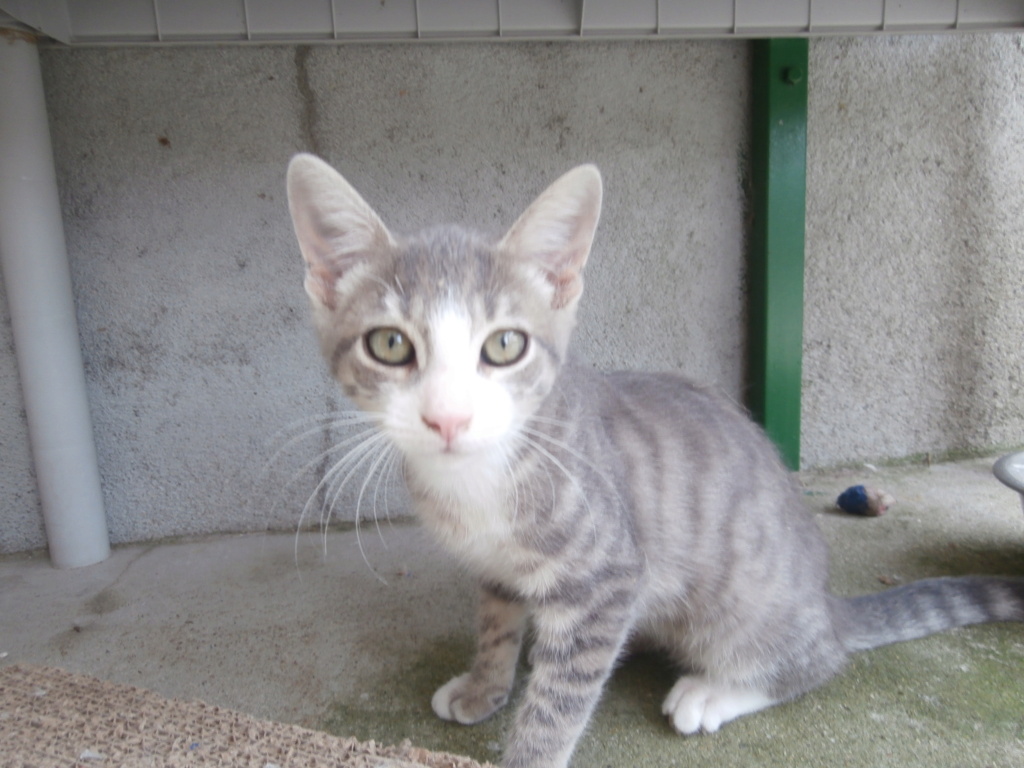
[432,673,472,722]
[431,673,509,725]
[661,675,775,735]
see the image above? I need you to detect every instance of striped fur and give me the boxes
[286,154,1024,768]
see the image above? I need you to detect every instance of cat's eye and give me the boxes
[365,327,415,366]
[481,329,528,367]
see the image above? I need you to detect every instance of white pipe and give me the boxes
[0,27,110,568]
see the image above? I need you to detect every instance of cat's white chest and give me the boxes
[407,457,575,597]
[406,456,537,577]
[407,452,512,532]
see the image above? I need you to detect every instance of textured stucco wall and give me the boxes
[1,35,1022,554]
[803,35,1024,467]
[0,41,749,552]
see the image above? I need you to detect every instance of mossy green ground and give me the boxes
[323,629,1024,767]
[322,458,1024,767]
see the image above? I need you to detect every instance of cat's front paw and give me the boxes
[431,672,511,725]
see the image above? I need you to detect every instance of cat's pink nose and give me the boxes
[422,413,472,446]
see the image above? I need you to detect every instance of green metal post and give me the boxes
[747,39,808,470]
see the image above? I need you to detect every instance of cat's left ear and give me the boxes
[499,165,603,310]
[286,153,396,310]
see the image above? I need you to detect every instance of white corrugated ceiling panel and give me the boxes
[1,0,1022,44]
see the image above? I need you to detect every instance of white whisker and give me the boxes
[375,448,403,533]
[289,427,388,573]
[519,432,598,544]
[295,427,384,494]
[354,440,395,552]
[521,423,626,516]
[502,448,522,526]
[318,431,394,583]
[523,413,574,430]
[288,426,383,537]
[261,411,383,537]
[267,411,382,466]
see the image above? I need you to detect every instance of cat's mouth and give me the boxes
[432,436,478,458]
[413,431,496,463]
[396,430,472,460]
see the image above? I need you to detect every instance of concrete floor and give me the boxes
[3,455,1024,767]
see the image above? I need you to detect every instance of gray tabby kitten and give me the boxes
[285,154,1024,768]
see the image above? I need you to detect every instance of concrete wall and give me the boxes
[803,35,1024,466]
[0,35,1021,553]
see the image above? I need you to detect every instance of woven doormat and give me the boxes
[0,664,493,768]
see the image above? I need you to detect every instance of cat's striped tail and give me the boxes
[834,576,1024,652]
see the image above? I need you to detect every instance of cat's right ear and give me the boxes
[286,154,395,310]
[499,165,603,310]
